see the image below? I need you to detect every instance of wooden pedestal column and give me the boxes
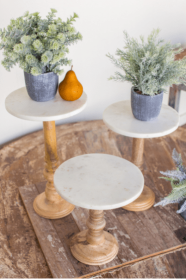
[70,210,119,265]
[33,121,74,219]
[123,138,155,211]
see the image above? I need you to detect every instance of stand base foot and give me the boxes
[70,230,118,265]
[33,192,75,219]
[123,185,155,212]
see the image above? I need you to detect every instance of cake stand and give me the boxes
[54,153,144,265]
[103,100,179,211]
[5,87,87,219]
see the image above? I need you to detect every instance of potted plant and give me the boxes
[0,9,82,102]
[154,148,186,220]
[107,29,186,121]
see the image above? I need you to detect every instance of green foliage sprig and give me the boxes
[154,149,186,214]
[0,9,82,75]
[107,29,186,96]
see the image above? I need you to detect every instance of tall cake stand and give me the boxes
[54,154,144,265]
[103,100,179,211]
[5,87,87,219]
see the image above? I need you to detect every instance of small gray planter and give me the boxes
[131,87,164,121]
[178,199,186,221]
[24,71,58,102]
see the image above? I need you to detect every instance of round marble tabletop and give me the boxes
[103,100,179,138]
[5,87,87,122]
[54,154,144,210]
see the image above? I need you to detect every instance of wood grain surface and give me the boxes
[82,245,186,278]
[33,121,75,219]
[123,138,155,211]
[1,120,186,278]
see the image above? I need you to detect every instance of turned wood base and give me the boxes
[33,192,75,219]
[70,230,118,265]
[123,185,155,211]
[70,209,118,265]
[122,138,155,212]
[33,121,75,219]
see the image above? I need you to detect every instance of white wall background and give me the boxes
[1,0,186,146]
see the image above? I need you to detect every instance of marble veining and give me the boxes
[54,154,144,210]
[5,87,87,121]
[103,100,179,138]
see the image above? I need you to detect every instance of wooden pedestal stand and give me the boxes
[5,87,87,219]
[123,138,155,211]
[103,100,179,212]
[33,121,74,219]
[54,153,144,266]
[70,210,119,265]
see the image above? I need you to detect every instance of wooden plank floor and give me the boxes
[1,120,186,278]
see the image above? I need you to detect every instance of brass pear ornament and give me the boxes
[59,66,83,101]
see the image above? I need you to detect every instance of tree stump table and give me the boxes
[103,100,179,212]
[5,87,87,219]
[54,153,144,265]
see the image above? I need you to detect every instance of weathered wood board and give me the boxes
[83,245,186,278]
[1,120,186,277]
[19,180,186,278]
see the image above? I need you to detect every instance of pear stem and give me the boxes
[71,65,73,71]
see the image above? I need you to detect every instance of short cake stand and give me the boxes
[103,100,179,211]
[5,87,87,219]
[54,154,144,265]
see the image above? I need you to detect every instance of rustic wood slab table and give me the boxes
[54,153,144,265]
[1,120,186,277]
[5,87,87,219]
[103,100,179,211]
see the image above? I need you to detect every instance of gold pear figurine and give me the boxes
[59,66,83,101]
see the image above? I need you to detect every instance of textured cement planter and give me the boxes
[131,87,164,121]
[24,72,58,102]
[178,199,186,221]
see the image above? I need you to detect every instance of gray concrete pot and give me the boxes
[131,87,164,121]
[24,71,58,102]
[178,199,186,221]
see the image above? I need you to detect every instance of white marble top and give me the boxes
[103,100,179,138]
[54,154,144,210]
[5,87,87,122]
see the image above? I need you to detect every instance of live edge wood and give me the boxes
[1,120,186,277]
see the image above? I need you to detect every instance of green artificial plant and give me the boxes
[154,149,186,214]
[0,9,82,76]
[107,29,186,96]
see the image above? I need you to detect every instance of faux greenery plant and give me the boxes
[154,149,186,214]
[107,29,186,96]
[0,9,82,76]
